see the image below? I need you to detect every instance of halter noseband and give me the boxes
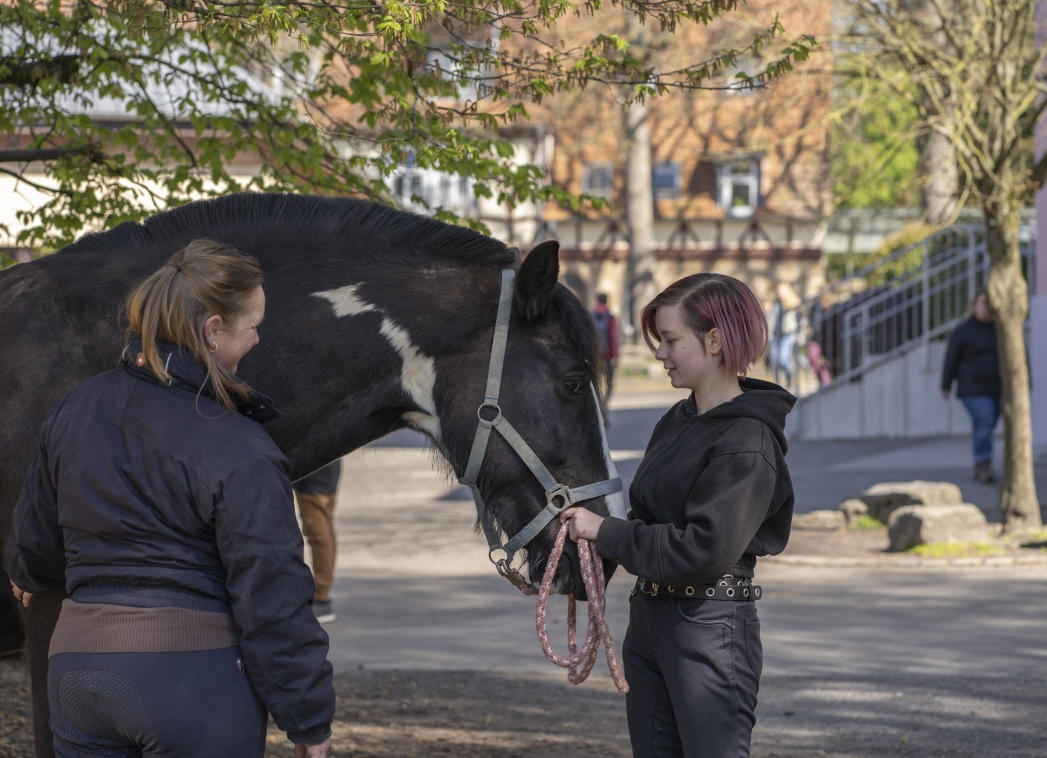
[458,268,623,592]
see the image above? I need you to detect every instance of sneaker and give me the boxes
[974,461,995,484]
[312,599,336,625]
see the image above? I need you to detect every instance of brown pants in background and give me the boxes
[296,491,337,602]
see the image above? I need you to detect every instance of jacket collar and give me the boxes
[121,333,280,423]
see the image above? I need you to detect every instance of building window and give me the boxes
[717,159,760,218]
[652,162,681,199]
[426,48,479,102]
[583,162,615,197]
[388,152,476,216]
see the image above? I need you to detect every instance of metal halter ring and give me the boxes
[476,402,501,424]
[546,485,571,511]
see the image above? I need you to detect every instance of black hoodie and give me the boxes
[596,377,795,586]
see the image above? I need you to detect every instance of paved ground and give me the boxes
[311,379,1047,757]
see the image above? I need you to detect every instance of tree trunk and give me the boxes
[984,201,1042,532]
[624,98,656,342]
[919,129,958,225]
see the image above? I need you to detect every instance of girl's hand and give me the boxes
[560,507,605,542]
[10,581,32,608]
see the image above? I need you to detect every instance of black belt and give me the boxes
[633,576,762,601]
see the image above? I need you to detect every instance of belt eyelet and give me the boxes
[705,587,715,598]
[685,586,695,597]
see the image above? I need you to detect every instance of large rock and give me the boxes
[793,509,846,531]
[838,498,870,524]
[857,481,964,523]
[888,503,989,552]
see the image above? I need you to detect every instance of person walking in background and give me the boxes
[591,293,620,402]
[562,273,795,757]
[294,461,342,624]
[941,289,1002,484]
[767,282,801,389]
[5,241,334,758]
[806,289,834,387]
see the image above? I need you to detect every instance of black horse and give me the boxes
[0,193,624,757]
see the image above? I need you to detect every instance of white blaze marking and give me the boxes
[312,285,441,441]
[592,384,627,519]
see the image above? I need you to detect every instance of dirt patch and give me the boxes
[0,655,630,758]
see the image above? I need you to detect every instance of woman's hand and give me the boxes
[10,581,32,608]
[295,739,329,757]
[560,507,605,542]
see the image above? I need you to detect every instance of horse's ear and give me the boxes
[516,240,560,321]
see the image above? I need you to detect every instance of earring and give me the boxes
[209,340,218,353]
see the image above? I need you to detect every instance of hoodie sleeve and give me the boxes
[596,434,779,586]
[213,445,335,746]
[3,417,66,594]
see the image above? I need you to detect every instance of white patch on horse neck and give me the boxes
[313,284,441,442]
[381,318,437,416]
[402,410,442,440]
[592,384,627,520]
[313,284,376,317]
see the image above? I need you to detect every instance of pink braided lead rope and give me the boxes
[534,521,629,693]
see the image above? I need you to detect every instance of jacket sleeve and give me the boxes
[213,446,335,746]
[3,419,66,594]
[596,447,778,586]
[941,325,964,392]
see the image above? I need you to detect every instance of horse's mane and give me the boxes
[66,193,517,270]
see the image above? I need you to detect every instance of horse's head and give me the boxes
[439,240,625,597]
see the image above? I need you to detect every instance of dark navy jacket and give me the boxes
[3,335,334,744]
[941,317,1001,397]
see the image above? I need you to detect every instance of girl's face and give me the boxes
[211,286,265,374]
[653,304,720,393]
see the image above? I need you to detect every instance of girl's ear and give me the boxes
[705,327,723,356]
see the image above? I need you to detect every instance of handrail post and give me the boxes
[967,226,978,306]
[921,237,931,348]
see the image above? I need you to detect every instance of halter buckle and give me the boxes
[546,485,572,513]
[494,557,535,593]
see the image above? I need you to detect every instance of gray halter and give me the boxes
[458,268,623,591]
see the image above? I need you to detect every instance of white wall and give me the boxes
[790,341,971,440]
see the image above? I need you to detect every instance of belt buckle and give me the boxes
[636,579,660,597]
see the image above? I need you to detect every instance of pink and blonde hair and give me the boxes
[640,273,769,376]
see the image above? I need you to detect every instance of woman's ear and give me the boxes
[203,313,223,343]
[705,328,723,356]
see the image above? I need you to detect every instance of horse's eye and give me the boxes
[563,376,586,395]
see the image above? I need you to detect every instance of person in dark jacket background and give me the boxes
[941,289,1002,484]
[562,273,795,758]
[4,240,334,758]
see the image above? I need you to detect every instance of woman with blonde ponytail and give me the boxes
[5,240,334,758]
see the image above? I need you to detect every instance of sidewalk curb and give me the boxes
[766,552,1047,569]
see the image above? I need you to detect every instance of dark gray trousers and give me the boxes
[623,591,763,758]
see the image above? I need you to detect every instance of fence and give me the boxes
[768,223,1036,395]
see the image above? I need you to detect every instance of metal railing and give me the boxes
[767,222,1036,395]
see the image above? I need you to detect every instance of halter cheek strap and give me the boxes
[457,269,623,591]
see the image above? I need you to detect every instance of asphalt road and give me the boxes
[316,387,1047,757]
